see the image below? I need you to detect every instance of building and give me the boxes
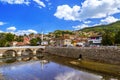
[41,41,49,46]
[88,35,102,46]
[64,38,72,46]
[23,36,30,45]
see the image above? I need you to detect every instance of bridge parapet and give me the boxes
[0,46,45,58]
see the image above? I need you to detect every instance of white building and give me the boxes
[88,35,102,45]
[41,41,48,46]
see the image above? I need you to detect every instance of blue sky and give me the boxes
[0,0,120,35]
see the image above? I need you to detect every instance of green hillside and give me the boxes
[80,21,120,33]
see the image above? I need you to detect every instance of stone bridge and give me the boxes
[0,46,46,59]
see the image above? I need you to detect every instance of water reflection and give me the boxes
[55,71,103,80]
[2,58,16,63]
[1,55,43,63]
[0,61,101,80]
[0,59,118,80]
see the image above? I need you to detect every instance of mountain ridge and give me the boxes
[79,21,120,33]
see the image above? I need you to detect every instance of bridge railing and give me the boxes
[0,46,46,50]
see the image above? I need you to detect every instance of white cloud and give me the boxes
[101,16,119,24]
[0,0,46,8]
[0,30,3,33]
[27,29,37,34]
[79,0,120,19]
[0,0,30,5]
[33,0,46,8]
[7,26,16,32]
[54,0,120,21]
[83,20,91,24]
[92,23,102,27]
[0,21,5,26]
[72,24,89,30]
[54,5,81,21]
[15,29,37,35]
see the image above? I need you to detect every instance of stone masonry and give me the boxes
[45,47,120,65]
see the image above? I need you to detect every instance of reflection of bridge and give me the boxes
[0,46,46,58]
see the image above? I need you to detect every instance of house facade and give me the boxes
[64,38,72,46]
[88,35,102,45]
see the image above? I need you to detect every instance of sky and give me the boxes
[0,0,120,35]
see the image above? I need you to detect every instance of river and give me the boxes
[0,56,119,80]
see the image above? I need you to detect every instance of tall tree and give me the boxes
[0,38,7,47]
[115,30,120,45]
[102,31,115,45]
[36,37,42,45]
[30,38,38,46]
[5,33,15,42]
[0,33,13,47]
[15,36,24,42]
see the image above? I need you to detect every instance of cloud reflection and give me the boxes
[54,71,102,80]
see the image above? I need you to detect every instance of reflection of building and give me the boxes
[40,60,49,70]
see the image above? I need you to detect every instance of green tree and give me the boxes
[5,33,15,42]
[53,30,73,38]
[0,38,7,47]
[0,33,11,47]
[15,36,24,42]
[30,38,38,46]
[36,37,42,45]
[29,33,34,38]
[115,30,120,45]
[79,32,88,37]
[54,30,63,38]
[102,31,115,45]
[0,33,6,39]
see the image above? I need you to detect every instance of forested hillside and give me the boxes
[80,21,120,33]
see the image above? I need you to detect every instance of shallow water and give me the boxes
[0,57,119,80]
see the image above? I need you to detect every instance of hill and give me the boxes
[79,21,120,33]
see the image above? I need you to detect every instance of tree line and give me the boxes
[0,33,42,47]
[0,33,14,47]
[1,29,120,47]
[102,30,120,46]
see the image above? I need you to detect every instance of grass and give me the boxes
[70,60,120,76]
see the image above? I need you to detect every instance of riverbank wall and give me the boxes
[45,47,120,65]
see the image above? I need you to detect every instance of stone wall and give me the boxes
[45,47,120,65]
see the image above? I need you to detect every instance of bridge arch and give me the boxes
[2,50,17,63]
[21,48,33,61]
[3,50,17,58]
[21,48,33,55]
[36,48,44,59]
